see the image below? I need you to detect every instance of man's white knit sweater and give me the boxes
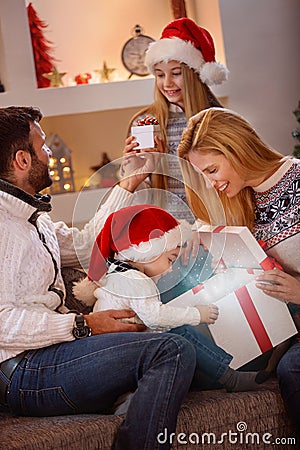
[0,180,132,363]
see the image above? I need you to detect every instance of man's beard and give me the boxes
[28,152,53,193]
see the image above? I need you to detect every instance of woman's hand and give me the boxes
[180,230,201,266]
[84,309,146,334]
[256,269,300,304]
[119,135,164,192]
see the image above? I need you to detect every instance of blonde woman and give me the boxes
[178,107,300,430]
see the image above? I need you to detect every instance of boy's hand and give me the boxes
[195,304,219,324]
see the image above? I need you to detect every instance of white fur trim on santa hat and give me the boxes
[145,37,228,86]
[117,220,192,263]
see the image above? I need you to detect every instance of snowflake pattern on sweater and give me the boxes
[253,160,300,250]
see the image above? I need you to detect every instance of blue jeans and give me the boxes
[169,325,232,390]
[277,340,300,431]
[7,332,196,450]
[160,248,233,389]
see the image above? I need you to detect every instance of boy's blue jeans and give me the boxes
[6,332,196,450]
[160,247,233,389]
[169,325,232,389]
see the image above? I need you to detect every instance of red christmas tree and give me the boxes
[27,3,56,88]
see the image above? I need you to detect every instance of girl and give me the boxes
[124,17,229,302]
[124,17,229,222]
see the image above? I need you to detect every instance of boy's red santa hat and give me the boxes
[73,204,192,304]
[145,17,229,86]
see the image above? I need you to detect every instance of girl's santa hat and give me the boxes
[145,17,229,86]
[73,204,192,304]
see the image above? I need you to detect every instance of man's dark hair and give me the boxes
[0,106,43,180]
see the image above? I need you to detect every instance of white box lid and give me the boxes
[131,125,160,134]
[197,225,272,270]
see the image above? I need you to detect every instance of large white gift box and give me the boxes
[131,124,161,149]
[169,225,297,369]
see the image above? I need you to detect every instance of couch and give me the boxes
[0,268,298,450]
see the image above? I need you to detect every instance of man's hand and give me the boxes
[84,309,146,334]
[256,269,300,304]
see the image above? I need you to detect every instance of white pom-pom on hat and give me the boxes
[73,277,97,306]
[145,18,229,86]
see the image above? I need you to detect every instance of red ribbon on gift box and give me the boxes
[192,284,204,294]
[213,226,225,233]
[235,285,272,353]
[258,240,284,271]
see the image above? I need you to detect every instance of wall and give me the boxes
[219,0,300,154]
[41,106,141,190]
[32,0,226,189]
[24,0,224,85]
[3,1,298,190]
[24,0,176,83]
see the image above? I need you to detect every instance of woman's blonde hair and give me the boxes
[178,108,285,229]
[128,63,223,190]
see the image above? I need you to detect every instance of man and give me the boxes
[0,106,196,450]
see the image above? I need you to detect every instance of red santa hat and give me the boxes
[73,204,192,305]
[87,204,192,283]
[145,17,229,86]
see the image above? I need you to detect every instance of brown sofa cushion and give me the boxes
[0,380,296,450]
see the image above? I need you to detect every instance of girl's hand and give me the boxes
[123,135,140,156]
[256,269,300,304]
[122,135,164,157]
[154,135,165,153]
[119,135,164,192]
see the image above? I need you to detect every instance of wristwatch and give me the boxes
[72,314,91,339]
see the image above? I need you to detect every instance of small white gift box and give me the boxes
[131,124,161,149]
[169,225,297,368]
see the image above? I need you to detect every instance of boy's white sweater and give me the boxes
[92,265,200,331]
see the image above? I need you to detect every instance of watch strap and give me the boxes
[72,314,91,339]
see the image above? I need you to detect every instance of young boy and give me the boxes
[75,203,268,393]
[74,204,218,330]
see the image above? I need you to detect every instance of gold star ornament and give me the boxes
[95,61,116,82]
[43,66,67,87]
